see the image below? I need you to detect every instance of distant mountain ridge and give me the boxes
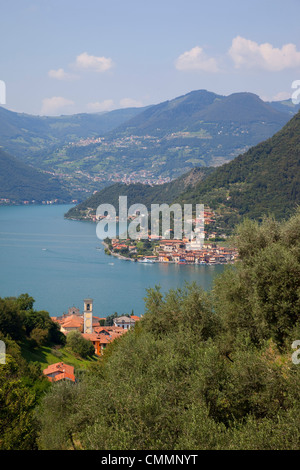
[51,90,298,184]
[112,90,289,137]
[0,105,147,158]
[1,89,300,203]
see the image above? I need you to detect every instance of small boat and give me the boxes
[138,258,154,263]
[108,262,114,266]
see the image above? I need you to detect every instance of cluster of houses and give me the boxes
[156,240,238,265]
[108,238,238,265]
[100,207,238,265]
[44,300,140,383]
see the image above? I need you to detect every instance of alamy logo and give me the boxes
[0,80,6,105]
[291,80,300,105]
[96,196,204,249]
[291,340,300,365]
[0,340,6,364]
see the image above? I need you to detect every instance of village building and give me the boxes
[113,315,137,330]
[43,362,75,383]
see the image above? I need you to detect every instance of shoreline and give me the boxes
[101,241,235,266]
[101,241,136,262]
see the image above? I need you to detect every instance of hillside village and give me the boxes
[44,299,140,383]
[51,299,140,358]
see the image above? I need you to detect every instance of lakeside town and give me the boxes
[104,237,238,265]
[98,206,238,265]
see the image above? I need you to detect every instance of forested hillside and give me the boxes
[0,148,71,203]
[176,110,300,232]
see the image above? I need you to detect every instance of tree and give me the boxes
[66,331,95,359]
[0,355,38,449]
[214,209,300,348]
[0,298,24,341]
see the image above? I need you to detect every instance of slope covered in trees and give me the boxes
[177,110,300,230]
[0,148,72,202]
[1,210,300,449]
[112,90,289,138]
[35,209,300,450]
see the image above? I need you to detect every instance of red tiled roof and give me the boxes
[131,315,141,321]
[43,362,75,382]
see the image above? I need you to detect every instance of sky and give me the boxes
[1,0,300,116]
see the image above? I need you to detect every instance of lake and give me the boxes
[0,204,225,317]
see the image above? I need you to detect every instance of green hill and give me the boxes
[0,148,71,203]
[2,91,299,192]
[177,110,300,230]
[112,89,222,137]
[112,90,289,137]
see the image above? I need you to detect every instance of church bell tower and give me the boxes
[84,298,93,334]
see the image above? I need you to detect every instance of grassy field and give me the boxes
[21,342,99,372]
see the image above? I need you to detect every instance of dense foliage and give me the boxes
[36,209,300,450]
[66,331,95,359]
[0,294,66,449]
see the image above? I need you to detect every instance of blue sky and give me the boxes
[1,0,300,115]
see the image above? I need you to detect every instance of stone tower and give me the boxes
[84,298,93,334]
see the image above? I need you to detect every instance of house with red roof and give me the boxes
[43,362,75,383]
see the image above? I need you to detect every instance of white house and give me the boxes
[113,316,136,330]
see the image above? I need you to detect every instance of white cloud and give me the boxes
[86,100,115,112]
[41,96,75,115]
[229,36,300,71]
[48,68,77,80]
[119,98,143,108]
[175,46,219,72]
[75,52,114,72]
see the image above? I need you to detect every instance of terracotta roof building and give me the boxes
[43,362,75,383]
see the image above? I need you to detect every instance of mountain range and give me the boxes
[1,88,300,204]
[30,90,299,184]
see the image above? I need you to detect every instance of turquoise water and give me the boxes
[0,204,225,317]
